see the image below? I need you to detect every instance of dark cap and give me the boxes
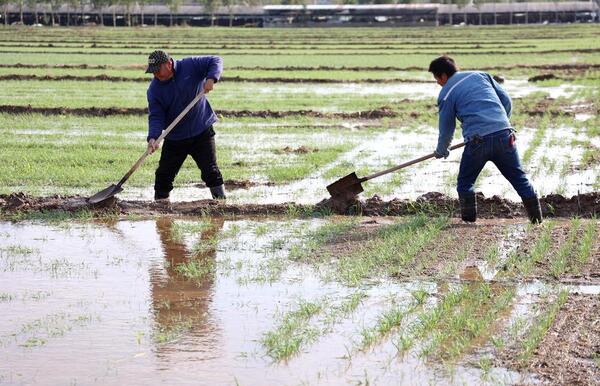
[145,50,170,74]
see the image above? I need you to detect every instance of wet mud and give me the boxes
[195,179,275,190]
[1,191,598,219]
[322,192,600,218]
[503,295,600,385]
[528,73,559,82]
[2,47,600,57]
[0,96,584,119]
[0,73,432,84]
[0,104,398,119]
[2,62,600,72]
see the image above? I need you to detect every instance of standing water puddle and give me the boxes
[0,218,540,385]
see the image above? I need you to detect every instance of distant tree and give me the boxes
[17,0,24,23]
[91,0,108,26]
[123,0,134,25]
[473,0,486,24]
[222,0,236,26]
[168,0,182,26]
[48,0,61,25]
[201,0,219,26]
[137,0,148,26]
[107,0,119,26]
[26,0,39,24]
[1,0,9,25]
[65,0,79,25]
[454,0,469,24]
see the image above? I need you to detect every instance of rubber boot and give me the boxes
[523,195,543,224]
[458,192,477,223]
[210,185,226,200]
[154,192,170,203]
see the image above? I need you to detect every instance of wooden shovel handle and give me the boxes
[116,90,206,187]
[362,142,465,182]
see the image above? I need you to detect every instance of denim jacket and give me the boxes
[436,71,512,155]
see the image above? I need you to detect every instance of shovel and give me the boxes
[326,142,465,199]
[87,90,206,204]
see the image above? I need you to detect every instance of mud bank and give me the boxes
[0,105,398,119]
[3,63,600,72]
[1,192,597,219]
[0,74,432,84]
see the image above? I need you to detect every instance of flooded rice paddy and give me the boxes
[1,26,599,386]
[1,217,598,385]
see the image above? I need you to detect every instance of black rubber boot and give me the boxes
[523,195,543,224]
[210,185,226,200]
[458,193,477,222]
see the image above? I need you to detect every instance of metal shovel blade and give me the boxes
[326,172,364,198]
[87,184,123,204]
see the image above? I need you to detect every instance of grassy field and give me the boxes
[0,24,598,201]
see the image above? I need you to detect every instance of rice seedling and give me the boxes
[516,289,569,367]
[262,299,323,361]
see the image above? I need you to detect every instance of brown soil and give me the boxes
[527,73,559,82]
[518,220,600,284]
[505,295,600,386]
[0,104,398,119]
[1,99,581,119]
[1,191,598,219]
[2,63,600,72]
[278,146,318,154]
[319,192,600,218]
[2,48,600,56]
[194,179,275,190]
[0,73,431,84]
[519,96,596,117]
[320,217,508,279]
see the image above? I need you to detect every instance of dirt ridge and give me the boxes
[0,191,597,219]
[0,74,432,84]
[0,105,398,119]
[2,63,600,72]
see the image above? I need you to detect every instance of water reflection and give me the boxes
[150,217,224,354]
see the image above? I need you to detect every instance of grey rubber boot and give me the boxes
[154,192,170,203]
[458,192,477,222]
[210,185,226,200]
[523,196,543,224]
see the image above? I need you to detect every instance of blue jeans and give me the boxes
[457,129,536,199]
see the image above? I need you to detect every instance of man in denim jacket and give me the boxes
[429,55,542,223]
[145,50,225,201]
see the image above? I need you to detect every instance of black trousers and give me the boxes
[154,127,223,199]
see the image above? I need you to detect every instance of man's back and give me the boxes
[438,71,512,141]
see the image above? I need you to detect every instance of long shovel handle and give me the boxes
[116,90,206,187]
[361,142,465,182]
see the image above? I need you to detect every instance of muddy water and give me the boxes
[257,80,583,101]
[115,116,596,205]
[0,218,536,386]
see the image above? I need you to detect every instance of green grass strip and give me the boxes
[516,289,569,367]
[337,215,449,286]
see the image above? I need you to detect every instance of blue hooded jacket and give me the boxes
[147,56,223,142]
[436,71,512,155]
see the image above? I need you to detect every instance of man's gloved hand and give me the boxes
[434,148,449,159]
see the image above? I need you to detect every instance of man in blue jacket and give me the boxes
[429,55,542,223]
[145,50,225,201]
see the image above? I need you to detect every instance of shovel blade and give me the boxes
[87,184,123,204]
[326,172,364,198]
